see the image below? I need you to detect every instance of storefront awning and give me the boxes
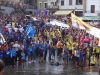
[53,10,72,15]
[79,16,100,20]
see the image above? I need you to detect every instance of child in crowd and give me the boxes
[27,45,32,63]
[10,47,16,67]
[32,43,36,62]
[4,48,10,67]
[21,51,25,66]
[90,53,97,74]
[39,43,44,63]
[62,46,69,69]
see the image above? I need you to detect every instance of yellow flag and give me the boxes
[98,38,100,46]
[71,13,92,30]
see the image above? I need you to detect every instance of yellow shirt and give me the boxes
[95,48,100,53]
[68,35,73,44]
[50,31,54,38]
[66,42,72,50]
[58,30,62,37]
[73,42,78,47]
[33,37,37,40]
[12,22,15,27]
[90,56,97,64]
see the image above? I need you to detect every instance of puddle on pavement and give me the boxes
[3,69,81,75]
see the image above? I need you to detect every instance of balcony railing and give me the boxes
[26,5,37,9]
[46,5,59,10]
[0,1,37,9]
[0,1,16,8]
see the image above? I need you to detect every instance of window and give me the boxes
[44,3,47,8]
[39,3,42,9]
[69,0,72,5]
[51,2,54,6]
[61,0,64,6]
[50,2,55,8]
[76,0,83,5]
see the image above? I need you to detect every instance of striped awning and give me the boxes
[53,10,72,15]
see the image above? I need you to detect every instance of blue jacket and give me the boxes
[0,52,3,60]
[10,49,16,57]
[4,50,10,58]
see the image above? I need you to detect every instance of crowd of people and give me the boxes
[0,12,100,75]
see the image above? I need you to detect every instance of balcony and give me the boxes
[46,5,59,10]
[0,1,37,9]
[84,11,100,16]
[26,5,37,9]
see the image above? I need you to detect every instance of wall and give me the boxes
[86,0,100,12]
[85,13,98,16]
[7,0,19,2]
[37,0,47,11]
[58,0,83,10]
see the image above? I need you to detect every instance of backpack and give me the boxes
[55,62,61,66]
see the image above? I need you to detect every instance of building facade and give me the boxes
[58,0,83,16]
[84,0,100,16]
[37,0,47,11]
[47,0,84,16]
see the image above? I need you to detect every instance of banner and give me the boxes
[50,20,70,28]
[44,11,47,16]
[36,11,41,15]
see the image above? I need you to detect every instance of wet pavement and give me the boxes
[3,59,99,75]
[3,52,99,75]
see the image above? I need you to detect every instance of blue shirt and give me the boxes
[27,47,31,55]
[21,53,25,60]
[24,46,28,53]
[37,41,41,47]
[10,49,16,57]
[4,50,10,58]
[65,48,69,54]
[39,45,44,53]
[32,46,36,52]
[80,50,84,59]
[43,44,48,51]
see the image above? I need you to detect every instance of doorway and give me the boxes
[91,5,95,13]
